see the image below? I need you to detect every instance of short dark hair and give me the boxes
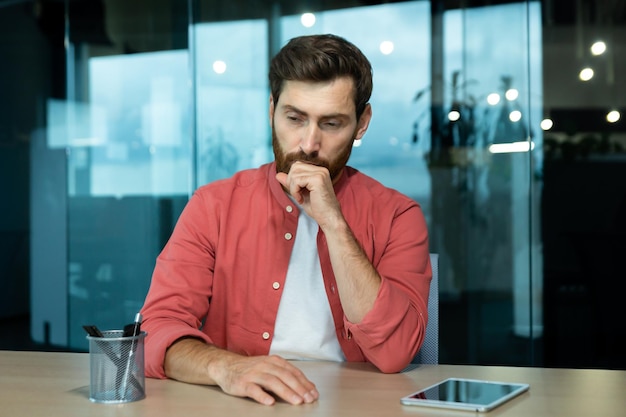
[269,34,373,120]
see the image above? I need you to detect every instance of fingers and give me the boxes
[277,164,324,204]
[276,162,334,205]
[244,383,277,406]
[287,161,331,186]
[275,161,344,230]
[260,358,319,405]
[216,355,319,406]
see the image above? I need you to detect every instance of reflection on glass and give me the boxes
[67,50,192,349]
[87,50,191,197]
[434,1,543,350]
[193,20,271,186]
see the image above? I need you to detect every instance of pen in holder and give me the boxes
[86,328,147,403]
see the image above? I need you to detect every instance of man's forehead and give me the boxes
[277,78,357,113]
[280,77,355,92]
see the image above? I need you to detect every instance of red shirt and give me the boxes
[140,162,431,377]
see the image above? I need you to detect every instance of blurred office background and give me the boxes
[0,0,624,369]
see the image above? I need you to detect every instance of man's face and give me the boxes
[270,77,371,182]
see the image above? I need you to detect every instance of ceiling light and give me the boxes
[487,93,500,105]
[579,67,594,81]
[590,41,607,56]
[540,118,553,130]
[505,89,519,101]
[606,110,621,123]
[301,13,315,27]
[379,41,394,55]
[212,60,226,74]
[448,110,461,121]
[509,110,522,122]
[489,141,535,154]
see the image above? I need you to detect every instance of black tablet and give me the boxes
[400,377,529,412]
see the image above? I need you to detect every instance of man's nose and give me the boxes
[300,124,322,154]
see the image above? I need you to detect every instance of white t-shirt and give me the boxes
[269,203,345,362]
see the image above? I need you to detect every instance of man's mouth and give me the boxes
[284,152,329,171]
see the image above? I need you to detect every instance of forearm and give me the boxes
[322,219,381,323]
[164,337,232,386]
[164,337,319,405]
[324,203,431,372]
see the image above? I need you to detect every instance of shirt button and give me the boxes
[262,332,270,340]
[284,232,293,240]
[286,205,293,213]
[272,282,280,290]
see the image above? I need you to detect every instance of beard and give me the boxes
[272,128,354,182]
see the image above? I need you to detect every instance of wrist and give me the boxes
[165,337,224,386]
[318,210,348,234]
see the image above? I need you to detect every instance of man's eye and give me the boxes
[323,121,341,129]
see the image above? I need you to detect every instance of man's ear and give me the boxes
[355,104,372,140]
[269,94,275,126]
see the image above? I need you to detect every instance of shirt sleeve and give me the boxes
[140,190,217,378]
[344,202,431,373]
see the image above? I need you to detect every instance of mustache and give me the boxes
[283,150,330,172]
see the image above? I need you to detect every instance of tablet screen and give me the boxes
[401,378,529,412]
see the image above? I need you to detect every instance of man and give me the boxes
[140,33,432,406]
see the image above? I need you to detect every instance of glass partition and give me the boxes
[433,2,543,363]
[193,20,272,185]
[31,1,193,349]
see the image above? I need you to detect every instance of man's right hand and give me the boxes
[164,338,319,406]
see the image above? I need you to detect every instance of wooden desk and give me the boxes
[2,350,625,416]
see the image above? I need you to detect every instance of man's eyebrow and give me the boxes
[282,105,307,115]
[281,105,350,120]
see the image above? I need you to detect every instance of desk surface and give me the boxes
[2,350,625,417]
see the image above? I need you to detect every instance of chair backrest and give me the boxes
[412,253,439,364]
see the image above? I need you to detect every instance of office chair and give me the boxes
[412,253,439,364]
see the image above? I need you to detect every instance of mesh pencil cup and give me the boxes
[87,330,147,403]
